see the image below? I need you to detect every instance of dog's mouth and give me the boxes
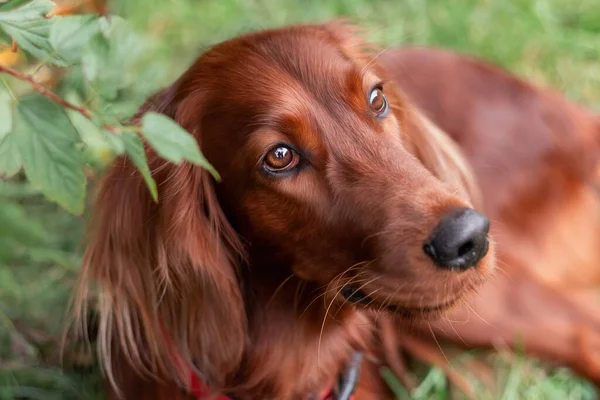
[340,286,460,318]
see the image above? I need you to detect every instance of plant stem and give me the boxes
[0,65,92,117]
[0,65,122,135]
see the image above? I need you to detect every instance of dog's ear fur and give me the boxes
[76,75,247,393]
[401,108,481,207]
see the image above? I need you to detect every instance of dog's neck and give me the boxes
[228,266,372,399]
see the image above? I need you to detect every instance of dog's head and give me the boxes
[78,22,494,391]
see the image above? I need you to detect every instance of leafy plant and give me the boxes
[0,0,217,215]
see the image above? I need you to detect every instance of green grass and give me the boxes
[114,0,600,107]
[1,0,600,399]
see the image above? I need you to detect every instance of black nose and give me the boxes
[423,207,490,271]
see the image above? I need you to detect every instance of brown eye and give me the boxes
[369,87,389,116]
[264,145,299,172]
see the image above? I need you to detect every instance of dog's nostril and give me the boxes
[424,207,490,271]
[458,240,475,258]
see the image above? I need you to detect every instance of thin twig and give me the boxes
[0,64,121,135]
[0,65,92,117]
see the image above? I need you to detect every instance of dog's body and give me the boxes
[380,47,600,387]
[79,24,599,400]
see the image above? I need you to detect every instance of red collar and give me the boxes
[161,324,361,399]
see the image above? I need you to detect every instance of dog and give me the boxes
[75,23,495,399]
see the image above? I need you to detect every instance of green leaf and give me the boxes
[121,131,158,201]
[1,19,56,62]
[13,95,86,215]
[0,0,62,64]
[0,0,54,22]
[103,130,125,154]
[101,16,149,64]
[49,14,101,64]
[82,17,163,122]
[65,91,115,166]
[0,0,33,12]
[81,32,118,99]
[80,32,104,82]
[141,112,220,179]
[0,133,21,178]
[0,90,13,141]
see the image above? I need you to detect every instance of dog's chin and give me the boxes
[340,286,462,320]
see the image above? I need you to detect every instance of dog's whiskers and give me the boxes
[266,273,297,310]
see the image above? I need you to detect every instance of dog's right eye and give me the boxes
[368,86,389,118]
[264,145,300,173]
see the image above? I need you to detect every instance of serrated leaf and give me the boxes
[81,32,118,99]
[121,131,157,201]
[49,14,100,64]
[101,16,148,63]
[65,91,114,165]
[0,0,63,64]
[103,130,125,154]
[0,0,33,12]
[13,95,86,215]
[141,112,219,179]
[1,19,58,63]
[0,90,13,141]
[0,133,21,178]
[82,17,161,121]
[81,32,105,81]
[103,95,147,123]
[0,0,54,22]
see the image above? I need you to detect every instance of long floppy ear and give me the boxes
[75,78,246,393]
[321,20,481,207]
[401,107,482,207]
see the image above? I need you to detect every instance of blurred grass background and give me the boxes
[1,0,599,398]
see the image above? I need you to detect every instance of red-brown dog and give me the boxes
[76,23,495,399]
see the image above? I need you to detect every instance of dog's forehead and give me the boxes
[223,28,365,97]
[194,27,383,152]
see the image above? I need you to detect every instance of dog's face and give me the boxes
[168,23,495,318]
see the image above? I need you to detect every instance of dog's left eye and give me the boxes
[369,87,389,117]
[264,145,300,173]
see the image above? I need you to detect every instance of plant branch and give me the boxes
[0,64,92,117]
[0,64,121,134]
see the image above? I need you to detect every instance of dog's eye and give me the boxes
[369,87,389,117]
[264,145,299,172]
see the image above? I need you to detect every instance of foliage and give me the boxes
[0,0,215,214]
[0,0,599,399]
